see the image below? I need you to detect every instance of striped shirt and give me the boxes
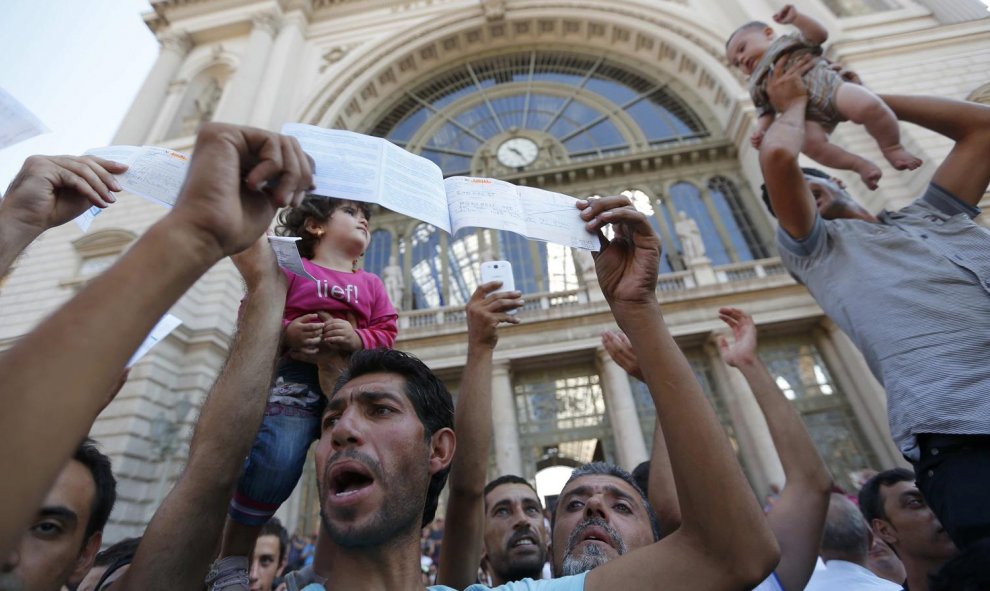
[777,183,990,460]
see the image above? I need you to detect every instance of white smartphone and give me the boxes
[480,260,517,314]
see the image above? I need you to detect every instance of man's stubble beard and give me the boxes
[558,517,628,577]
[318,449,429,549]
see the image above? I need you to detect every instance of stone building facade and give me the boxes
[1,0,987,542]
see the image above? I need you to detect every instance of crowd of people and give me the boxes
[1,6,989,590]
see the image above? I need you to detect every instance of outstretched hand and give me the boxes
[466,281,524,349]
[766,54,814,114]
[576,195,661,308]
[167,123,314,261]
[773,4,797,24]
[716,307,759,368]
[601,331,644,381]
[0,155,127,235]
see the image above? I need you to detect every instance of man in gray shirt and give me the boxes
[758,54,990,550]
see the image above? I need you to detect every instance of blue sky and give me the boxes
[0,1,988,190]
[0,0,157,188]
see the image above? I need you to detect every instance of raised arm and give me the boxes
[580,196,778,591]
[600,331,681,536]
[880,94,990,207]
[436,282,523,589]
[118,237,288,591]
[0,155,126,276]
[759,55,819,239]
[0,123,312,557]
[717,307,832,591]
[774,4,828,45]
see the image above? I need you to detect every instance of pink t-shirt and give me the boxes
[283,259,398,350]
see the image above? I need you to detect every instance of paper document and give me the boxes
[127,313,183,368]
[281,125,597,250]
[0,87,48,150]
[85,145,189,207]
[268,236,316,281]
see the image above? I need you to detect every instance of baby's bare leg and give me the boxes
[834,82,922,171]
[802,120,882,190]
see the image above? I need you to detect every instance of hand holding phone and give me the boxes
[480,260,517,314]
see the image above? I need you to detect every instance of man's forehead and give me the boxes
[327,372,408,405]
[254,534,282,556]
[880,480,918,507]
[561,474,639,499]
[42,460,96,520]
[487,482,542,506]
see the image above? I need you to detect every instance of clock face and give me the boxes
[496,137,539,168]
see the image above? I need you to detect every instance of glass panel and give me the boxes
[759,335,880,490]
[708,176,769,260]
[669,182,731,265]
[410,223,444,309]
[363,229,392,277]
[446,230,482,306]
[498,231,542,294]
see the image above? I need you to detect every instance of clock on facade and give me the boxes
[496,137,539,168]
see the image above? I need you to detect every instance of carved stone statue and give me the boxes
[382,255,404,310]
[674,210,706,262]
[181,77,223,136]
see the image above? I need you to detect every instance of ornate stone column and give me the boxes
[595,348,648,470]
[112,31,191,145]
[703,338,783,497]
[215,11,279,124]
[491,362,523,476]
[251,9,307,128]
[815,320,905,468]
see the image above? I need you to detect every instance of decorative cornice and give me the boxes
[158,31,193,55]
[251,10,283,36]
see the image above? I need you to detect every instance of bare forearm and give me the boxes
[792,13,828,44]
[617,306,772,559]
[0,216,220,555]
[122,278,285,590]
[761,101,807,158]
[0,214,41,277]
[647,420,680,538]
[734,359,831,489]
[881,94,990,142]
[437,343,493,588]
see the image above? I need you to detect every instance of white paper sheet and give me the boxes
[268,236,315,281]
[518,185,599,251]
[127,313,182,368]
[282,124,451,232]
[0,87,48,150]
[445,176,527,236]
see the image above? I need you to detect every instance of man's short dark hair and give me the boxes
[552,462,661,542]
[333,349,454,528]
[484,475,540,509]
[761,167,833,218]
[858,468,915,524]
[260,517,290,562]
[74,439,117,540]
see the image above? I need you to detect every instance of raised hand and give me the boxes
[601,330,644,381]
[576,195,661,308]
[773,4,797,24]
[230,234,289,292]
[466,281,524,349]
[716,307,759,368]
[766,53,814,114]
[166,123,313,261]
[0,155,126,235]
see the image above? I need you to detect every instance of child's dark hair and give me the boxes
[727,20,769,51]
[761,167,832,218]
[275,196,372,259]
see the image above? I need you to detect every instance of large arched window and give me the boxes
[371,52,708,176]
